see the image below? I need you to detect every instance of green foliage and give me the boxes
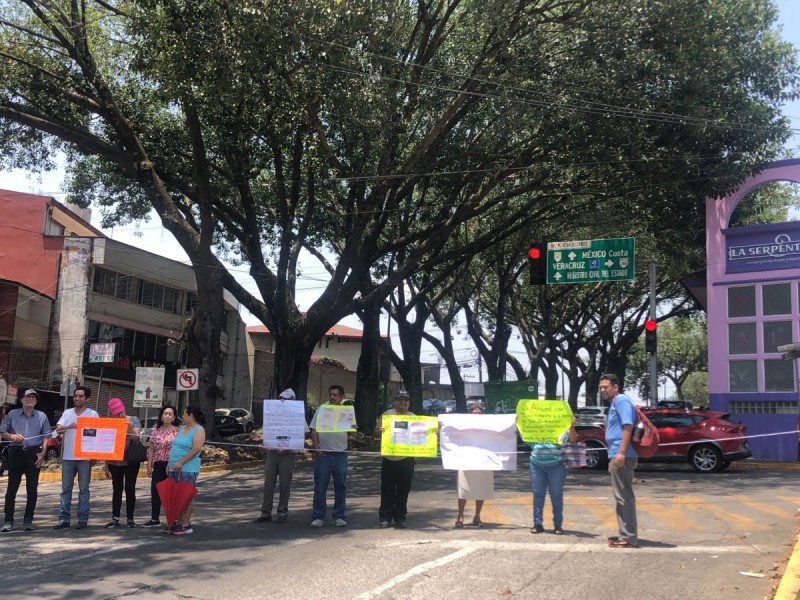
[682,372,709,408]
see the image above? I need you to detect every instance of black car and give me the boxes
[215,414,245,436]
[422,399,447,416]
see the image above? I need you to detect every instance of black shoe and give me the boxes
[75,522,88,529]
[140,519,161,528]
[126,519,136,528]
[254,515,272,523]
[53,521,71,530]
[394,520,407,529]
[23,522,34,532]
[553,527,564,535]
[106,518,120,529]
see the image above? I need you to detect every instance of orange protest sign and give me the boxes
[72,417,128,460]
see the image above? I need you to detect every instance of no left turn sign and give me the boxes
[177,368,200,391]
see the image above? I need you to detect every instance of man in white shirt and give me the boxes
[54,385,99,529]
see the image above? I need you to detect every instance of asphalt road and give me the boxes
[1,455,797,599]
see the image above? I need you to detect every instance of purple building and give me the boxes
[706,158,800,461]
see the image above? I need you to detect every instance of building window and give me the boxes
[728,286,755,318]
[729,360,757,392]
[763,283,791,316]
[728,322,756,355]
[763,320,793,353]
[93,267,183,313]
[764,359,794,392]
[729,400,799,414]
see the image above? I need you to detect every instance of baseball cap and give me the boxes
[395,389,410,398]
[23,389,39,398]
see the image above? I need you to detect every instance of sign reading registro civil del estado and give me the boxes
[547,237,635,284]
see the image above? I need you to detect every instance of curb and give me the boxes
[774,527,800,600]
[734,461,800,471]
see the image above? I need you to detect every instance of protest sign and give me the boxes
[439,413,517,470]
[516,400,573,443]
[380,415,439,458]
[313,404,357,432]
[72,417,128,460]
[263,399,308,450]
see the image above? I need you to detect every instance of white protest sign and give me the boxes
[262,399,308,450]
[134,367,165,408]
[438,413,518,471]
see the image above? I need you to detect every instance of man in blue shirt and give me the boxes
[600,373,638,548]
[0,389,51,532]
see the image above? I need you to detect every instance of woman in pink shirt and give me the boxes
[141,405,179,528]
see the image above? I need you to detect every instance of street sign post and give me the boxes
[134,367,165,409]
[547,237,635,284]
[177,368,199,391]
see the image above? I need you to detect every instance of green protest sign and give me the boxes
[516,400,573,443]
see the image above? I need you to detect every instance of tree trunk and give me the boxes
[354,300,382,433]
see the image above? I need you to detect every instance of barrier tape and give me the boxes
[9,427,796,457]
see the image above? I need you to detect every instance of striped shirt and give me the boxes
[0,408,51,448]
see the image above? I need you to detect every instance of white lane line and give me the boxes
[354,546,477,600]
[380,539,759,554]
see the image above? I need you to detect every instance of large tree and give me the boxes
[0,0,796,415]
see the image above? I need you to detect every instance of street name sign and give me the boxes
[547,237,635,284]
[134,366,165,408]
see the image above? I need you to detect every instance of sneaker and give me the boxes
[394,520,407,529]
[23,522,34,532]
[310,519,323,528]
[75,522,88,529]
[379,520,391,528]
[333,519,347,528]
[53,521,71,530]
[105,518,120,529]
[173,525,193,535]
[276,515,287,524]
[126,519,136,528]
[254,515,272,523]
[1,522,12,533]
[140,519,161,528]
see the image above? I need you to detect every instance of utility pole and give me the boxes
[648,259,658,408]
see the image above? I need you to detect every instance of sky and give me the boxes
[3,2,800,397]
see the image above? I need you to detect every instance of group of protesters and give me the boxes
[0,374,640,548]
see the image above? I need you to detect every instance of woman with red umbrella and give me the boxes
[166,405,206,535]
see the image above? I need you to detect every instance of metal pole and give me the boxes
[649,259,658,408]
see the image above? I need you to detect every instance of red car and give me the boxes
[577,408,751,473]
[45,428,62,460]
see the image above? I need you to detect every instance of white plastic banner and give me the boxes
[438,413,518,471]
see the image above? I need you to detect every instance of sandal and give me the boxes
[454,519,464,528]
[471,517,483,528]
[530,524,544,534]
[608,539,639,548]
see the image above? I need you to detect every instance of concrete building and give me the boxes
[0,189,252,422]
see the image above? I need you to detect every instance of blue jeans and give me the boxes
[312,453,347,520]
[530,461,567,528]
[59,460,92,524]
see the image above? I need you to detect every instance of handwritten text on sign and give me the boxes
[381,415,439,458]
[516,400,573,443]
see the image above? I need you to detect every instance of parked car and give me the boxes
[657,400,693,410]
[576,408,751,473]
[215,414,245,436]
[422,399,447,416]
[444,400,457,413]
[574,406,608,430]
[215,408,255,433]
[45,429,61,459]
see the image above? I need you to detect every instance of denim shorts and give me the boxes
[171,470,198,486]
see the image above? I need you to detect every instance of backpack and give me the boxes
[631,407,659,458]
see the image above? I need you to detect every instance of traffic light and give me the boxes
[644,319,657,354]
[529,242,547,285]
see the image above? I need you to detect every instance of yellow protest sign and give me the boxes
[380,415,439,458]
[313,404,357,432]
[516,400,573,443]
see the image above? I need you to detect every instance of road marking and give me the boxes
[354,546,476,599]
[637,498,708,531]
[728,495,796,521]
[677,495,767,531]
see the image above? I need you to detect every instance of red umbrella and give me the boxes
[156,477,197,533]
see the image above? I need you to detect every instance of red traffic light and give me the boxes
[528,247,542,260]
[644,319,657,332]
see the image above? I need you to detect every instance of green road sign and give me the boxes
[547,237,635,284]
